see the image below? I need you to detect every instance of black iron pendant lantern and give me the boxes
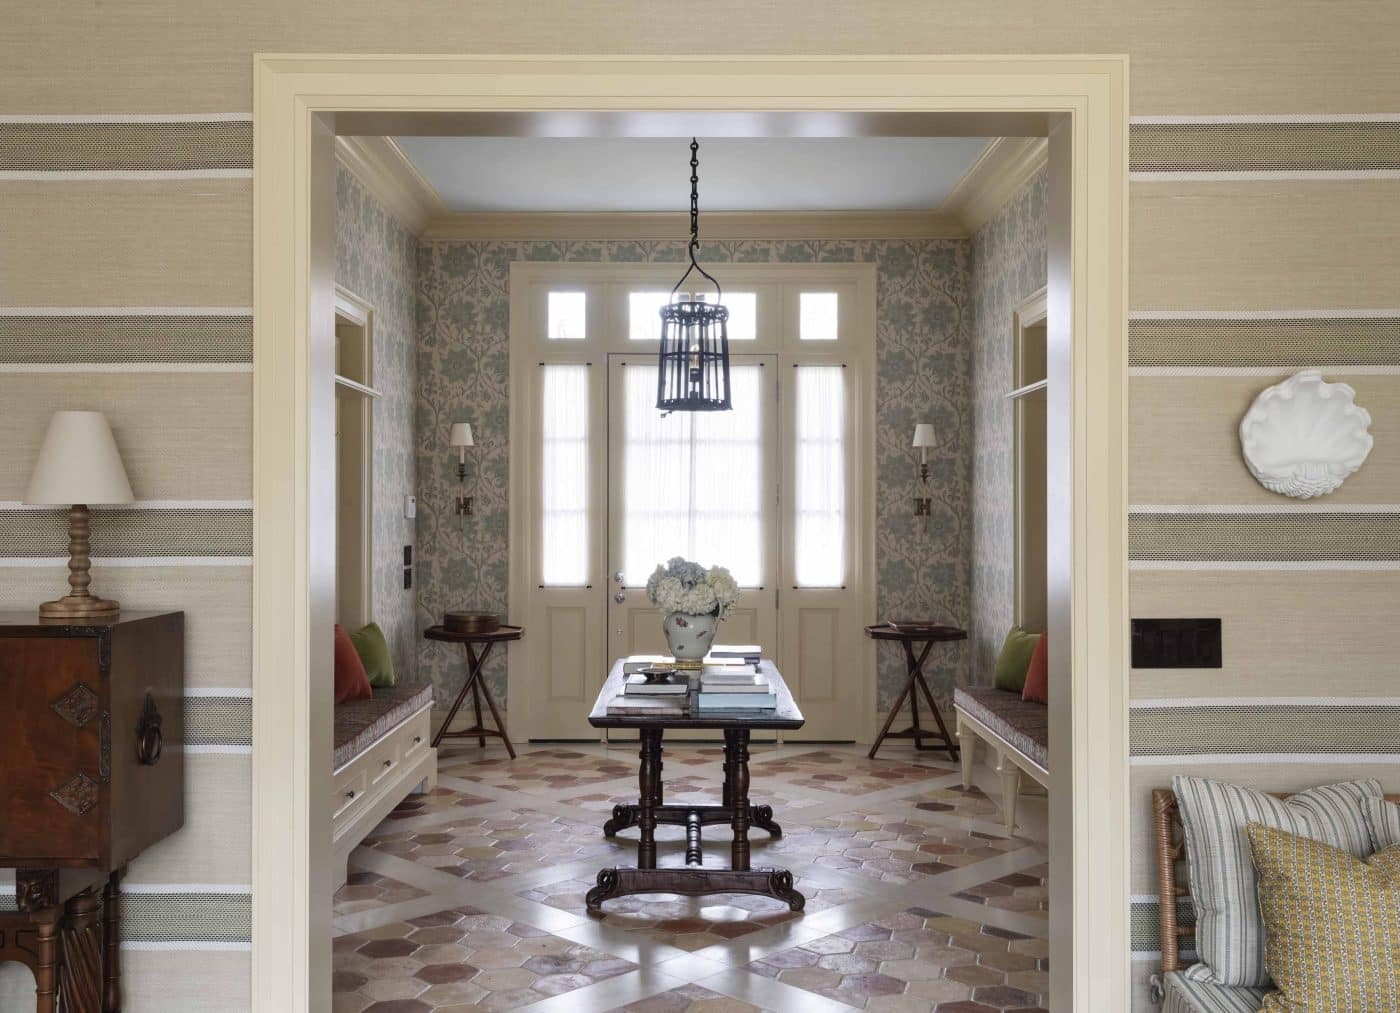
[657,138,732,413]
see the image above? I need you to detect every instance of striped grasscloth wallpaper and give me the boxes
[2,11,1399,1008]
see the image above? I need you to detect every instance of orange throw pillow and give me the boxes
[1021,632,1048,704]
[334,624,373,704]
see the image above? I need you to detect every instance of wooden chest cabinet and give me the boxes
[0,611,184,1012]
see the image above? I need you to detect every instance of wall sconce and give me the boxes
[450,422,474,516]
[912,423,937,522]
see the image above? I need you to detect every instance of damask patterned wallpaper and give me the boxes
[335,165,419,681]
[414,238,974,715]
[969,169,1049,682]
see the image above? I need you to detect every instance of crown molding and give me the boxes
[334,135,446,236]
[940,136,1049,234]
[420,209,966,242]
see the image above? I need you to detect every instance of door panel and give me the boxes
[607,356,779,666]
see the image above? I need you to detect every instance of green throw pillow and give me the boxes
[349,622,395,688]
[993,627,1040,693]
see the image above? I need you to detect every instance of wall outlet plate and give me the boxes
[404,495,417,519]
[1131,618,1222,669]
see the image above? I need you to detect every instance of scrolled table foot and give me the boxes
[750,803,782,838]
[585,868,621,914]
[769,869,805,912]
[603,804,637,838]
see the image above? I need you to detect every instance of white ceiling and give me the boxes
[393,137,993,213]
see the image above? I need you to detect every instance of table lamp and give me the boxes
[24,410,134,618]
[450,422,474,516]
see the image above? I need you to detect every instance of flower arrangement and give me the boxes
[645,556,741,618]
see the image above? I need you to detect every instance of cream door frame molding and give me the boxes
[252,54,1129,1013]
[334,134,448,234]
[942,135,1050,232]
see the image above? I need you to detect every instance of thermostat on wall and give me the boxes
[404,495,416,519]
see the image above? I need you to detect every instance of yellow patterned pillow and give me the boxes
[1247,822,1400,1012]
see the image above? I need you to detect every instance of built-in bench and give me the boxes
[331,682,437,887]
[952,686,1048,835]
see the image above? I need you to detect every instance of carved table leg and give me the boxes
[749,803,782,837]
[637,728,662,869]
[32,906,60,1013]
[727,728,752,872]
[104,871,122,1012]
[721,736,733,808]
[63,888,103,1013]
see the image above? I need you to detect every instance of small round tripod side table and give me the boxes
[865,622,967,761]
[423,624,523,758]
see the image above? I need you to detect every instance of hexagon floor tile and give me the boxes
[747,907,1048,1011]
[333,904,635,1012]
[437,747,639,797]
[749,751,956,796]
[361,806,619,882]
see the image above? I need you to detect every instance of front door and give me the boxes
[606,354,779,666]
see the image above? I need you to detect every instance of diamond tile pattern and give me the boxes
[335,741,1049,1011]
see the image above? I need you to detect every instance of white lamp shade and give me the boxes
[24,410,134,506]
[449,422,475,448]
[912,423,938,449]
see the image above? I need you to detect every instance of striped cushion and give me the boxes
[1173,775,1382,987]
[1365,797,1400,851]
[1161,972,1268,1013]
[1248,824,1400,1012]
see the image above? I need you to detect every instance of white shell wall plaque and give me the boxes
[1239,369,1373,499]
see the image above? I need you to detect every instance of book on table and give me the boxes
[698,663,758,681]
[709,644,761,660]
[695,691,777,711]
[607,695,687,716]
[622,673,688,696]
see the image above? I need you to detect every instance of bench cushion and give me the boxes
[333,682,433,770]
[1162,972,1268,1013]
[953,686,1048,771]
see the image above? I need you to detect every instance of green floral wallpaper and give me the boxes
[335,166,419,681]
[415,238,974,717]
[970,169,1049,682]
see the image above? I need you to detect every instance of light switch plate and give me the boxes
[404,495,416,519]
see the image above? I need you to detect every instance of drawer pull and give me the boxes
[383,759,393,768]
[413,735,423,745]
[344,789,357,800]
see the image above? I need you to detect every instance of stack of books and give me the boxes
[706,644,761,665]
[696,662,776,713]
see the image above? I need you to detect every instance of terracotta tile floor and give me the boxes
[748,909,1048,1011]
[335,741,1049,1011]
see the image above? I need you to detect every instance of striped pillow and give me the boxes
[1173,775,1382,988]
[1365,797,1400,851]
[1247,823,1400,1012]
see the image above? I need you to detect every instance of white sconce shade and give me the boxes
[25,411,134,506]
[911,423,938,450]
[449,422,475,448]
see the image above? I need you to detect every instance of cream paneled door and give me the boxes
[607,355,779,667]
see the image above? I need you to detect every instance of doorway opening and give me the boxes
[252,56,1129,1013]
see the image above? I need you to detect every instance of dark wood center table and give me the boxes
[422,624,522,758]
[585,658,806,914]
[866,622,967,761]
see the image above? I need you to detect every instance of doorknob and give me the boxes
[614,592,626,604]
[613,570,624,585]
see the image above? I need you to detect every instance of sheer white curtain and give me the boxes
[794,365,846,587]
[540,364,589,585]
[621,363,764,587]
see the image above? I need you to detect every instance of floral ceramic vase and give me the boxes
[662,611,717,661]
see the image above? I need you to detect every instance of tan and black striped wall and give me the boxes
[2,7,1399,1008]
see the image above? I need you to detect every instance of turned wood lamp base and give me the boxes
[38,505,121,620]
